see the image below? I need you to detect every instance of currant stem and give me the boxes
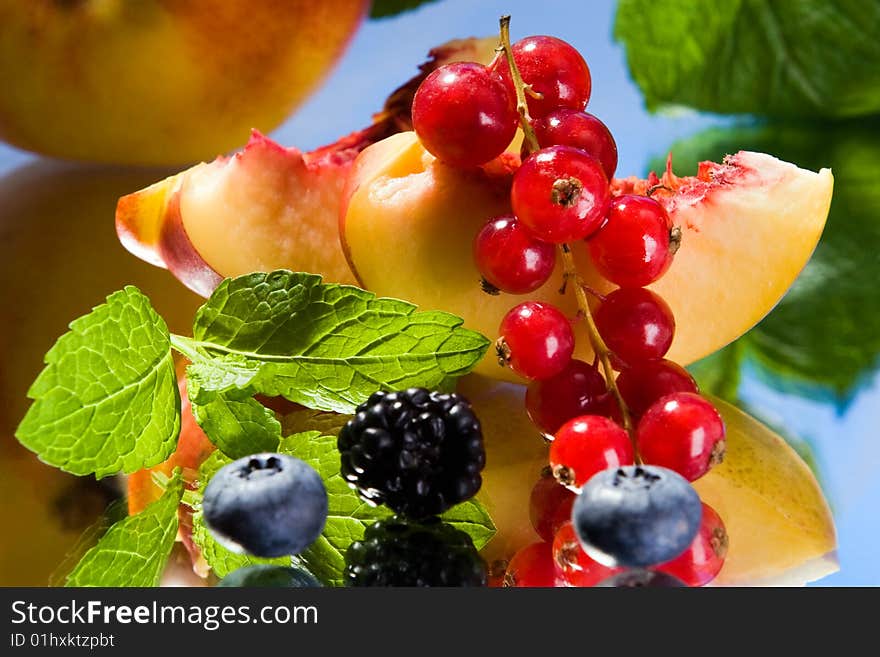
[499,15,540,155]
[498,15,634,453]
[558,244,635,442]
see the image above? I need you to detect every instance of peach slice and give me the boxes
[116,37,500,297]
[461,376,837,586]
[694,399,837,586]
[116,132,359,297]
[340,132,833,380]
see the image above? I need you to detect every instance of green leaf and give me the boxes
[277,431,386,584]
[189,388,282,459]
[439,498,496,551]
[370,0,439,19]
[278,431,495,586]
[186,271,489,414]
[65,472,183,586]
[687,341,745,405]
[663,118,880,396]
[196,449,232,484]
[50,499,129,587]
[280,408,352,440]
[16,287,180,478]
[615,0,880,118]
[171,335,260,401]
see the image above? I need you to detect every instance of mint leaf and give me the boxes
[16,287,180,477]
[370,0,439,19]
[278,431,386,585]
[171,336,260,401]
[50,499,129,587]
[186,271,489,414]
[687,342,745,405]
[662,118,880,396]
[615,0,880,118]
[65,472,183,586]
[280,408,352,441]
[279,431,495,586]
[189,389,281,459]
[196,449,232,484]
[440,499,496,551]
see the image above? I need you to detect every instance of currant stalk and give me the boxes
[498,15,635,441]
[499,15,540,155]
[559,244,633,436]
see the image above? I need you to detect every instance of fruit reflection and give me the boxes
[0,161,201,585]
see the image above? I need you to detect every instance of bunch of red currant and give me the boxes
[411,17,728,587]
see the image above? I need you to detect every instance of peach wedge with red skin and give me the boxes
[116,37,504,298]
[116,131,360,297]
[0,0,368,165]
[339,131,833,381]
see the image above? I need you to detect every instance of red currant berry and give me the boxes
[498,301,575,380]
[503,541,559,587]
[491,35,591,119]
[525,359,609,435]
[412,62,517,168]
[473,216,556,294]
[588,195,675,287]
[637,392,726,481]
[533,109,617,179]
[511,145,610,243]
[657,503,728,586]
[594,288,675,366]
[616,359,698,419]
[553,521,622,587]
[550,415,634,490]
[529,469,577,542]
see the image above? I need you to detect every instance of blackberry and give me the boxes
[338,388,485,518]
[344,516,487,587]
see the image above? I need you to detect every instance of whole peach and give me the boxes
[0,0,367,165]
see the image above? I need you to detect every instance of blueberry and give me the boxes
[596,569,687,588]
[571,465,701,568]
[217,565,321,588]
[203,453,328,558]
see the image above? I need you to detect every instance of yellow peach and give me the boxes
[0,1,367,165]
[340,132,833,381]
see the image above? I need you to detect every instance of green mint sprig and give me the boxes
[16,270,489,475]
[179,270,487,414]
[16,270,492,586]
